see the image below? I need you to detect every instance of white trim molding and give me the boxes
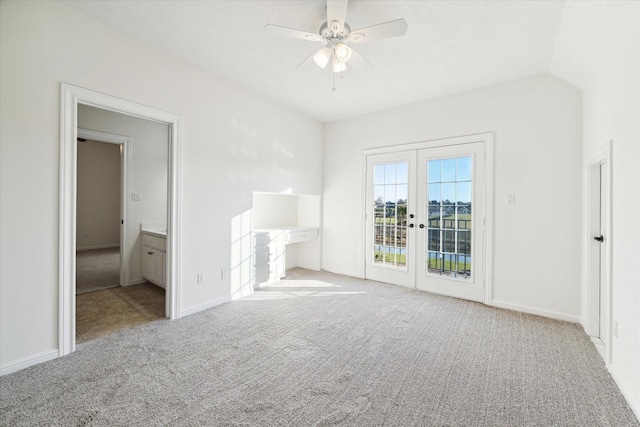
[0,350,59,376]
[490,299,581,323]
[180,297,231,318]
[59,83,183,358]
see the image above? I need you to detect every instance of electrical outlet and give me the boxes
[197,273,205,285]
[84,233,88,239]
[613,321,618,338]
[351,252,357,260]
[506,193,516,204]
[220,269,228,279]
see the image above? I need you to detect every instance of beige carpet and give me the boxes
[1,268,637,426]
[76,247,120,294]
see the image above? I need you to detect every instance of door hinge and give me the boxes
[121,220,124,225]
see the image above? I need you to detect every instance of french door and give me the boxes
[365,141,486,302]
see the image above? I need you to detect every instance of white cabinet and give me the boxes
[253,227,318,288]
[142,233,166,289]
[254,230,287,287]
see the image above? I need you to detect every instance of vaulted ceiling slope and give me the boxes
[62,0,567,123]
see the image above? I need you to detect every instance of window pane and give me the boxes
[457,231,471,255]
[441,183,455,205]
[384,163,397,184]
[374,185,384,206]
[442,159,456,182]
[396,184,408,204]
[428,160,441,183]
[384,185,396,205]
[456,182,471,204]
[374,164,385,185]
[396,162,408,184]
[456,207,472,229]
[457,157,472,181]
[428,229,440,251]
[428,183,440,204]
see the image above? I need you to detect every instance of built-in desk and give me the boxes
[253,226,319,287]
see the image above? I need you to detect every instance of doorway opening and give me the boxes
[586,142,612,362]
[59,83,183,357]
[74,124,168,343]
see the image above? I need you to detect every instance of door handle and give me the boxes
[419,224,425,229]
[594,235,604,242]
[409,224,414,228]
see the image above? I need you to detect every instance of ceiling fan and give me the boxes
[265,0,408,87]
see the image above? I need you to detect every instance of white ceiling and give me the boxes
[62,0,567,123]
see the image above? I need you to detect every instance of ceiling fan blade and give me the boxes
[264,24,324,42]
[348,18,408,44]
[349,45,372,67]
[327,0,348,33]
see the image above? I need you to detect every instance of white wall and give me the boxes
[76,140,120,250]
[0,1,323,371]
[323,74,583,320]
[78,105,169,283]
[550,1,640,418]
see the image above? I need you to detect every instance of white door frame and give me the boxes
[59,83,183,357]
[362,132,494,304]
[584,141,613,363]
[77,128,131,287]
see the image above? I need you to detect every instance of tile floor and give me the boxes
[76,283,165,343]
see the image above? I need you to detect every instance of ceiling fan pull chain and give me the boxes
[332,72,336,91]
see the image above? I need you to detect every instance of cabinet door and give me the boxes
[143,246,155,280]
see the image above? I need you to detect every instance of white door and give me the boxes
[365,142,486,302]
[365,151,417,288]
[416,142,485,302]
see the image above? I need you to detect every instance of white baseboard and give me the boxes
[291,263,321,272]
[180,296,230,317]
[1,349,58,376]
[608,364,640,423]
[321,266,364,279]
[128,278,147,286]
[76,244,120,251]
[489,299,580,323]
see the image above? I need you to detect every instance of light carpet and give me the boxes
[1,268,637,426]
[76,248,120,294]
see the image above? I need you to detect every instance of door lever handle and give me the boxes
[594,235,604,242]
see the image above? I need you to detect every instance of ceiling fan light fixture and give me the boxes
[334,43,352,63]
[332,56,347,73]
[313,47,332,68]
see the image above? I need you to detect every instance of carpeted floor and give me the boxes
[1,268,637,426]
[76,248,120,294]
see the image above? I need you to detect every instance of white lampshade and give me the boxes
[332,56,347,73]
[334,43,352,63]
[313,48,332,68]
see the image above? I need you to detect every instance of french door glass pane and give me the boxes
[426,156,473,279]
[373,161,408,270]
